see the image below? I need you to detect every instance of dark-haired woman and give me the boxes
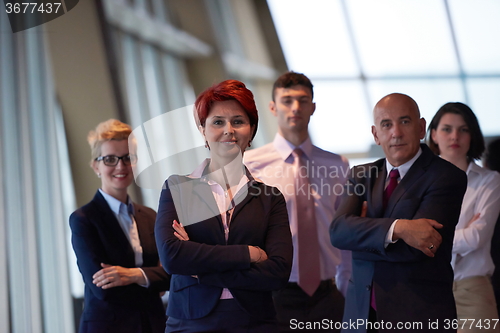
[155,80,293,333]
[428,103,500,331]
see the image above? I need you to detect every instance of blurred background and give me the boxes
[1,0,499,332]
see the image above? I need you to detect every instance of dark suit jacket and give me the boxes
[70,190,170,333]
[155,174,293,321]
[490,212,500,315]
[330,144,467,332]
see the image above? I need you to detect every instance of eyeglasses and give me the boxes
[95,154,137,166]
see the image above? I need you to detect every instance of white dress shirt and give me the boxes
[99,189,149,287]
[244,133,352,295]
[452,161,500,281]
[384,148,422,244]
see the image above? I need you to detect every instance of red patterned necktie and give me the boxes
[372,168,400,310]
[383,169,400,210]
[293,148,321,296]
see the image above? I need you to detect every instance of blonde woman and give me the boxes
[70,119,170,333]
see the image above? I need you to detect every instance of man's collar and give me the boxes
[385,147,422,179]
[273,133,313,161]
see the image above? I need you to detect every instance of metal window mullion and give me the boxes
[133,0,147,12]
[121,34,149,127]
[161,54,185,111]
[53,99,84,302]
[443,0,469,103]
[340,0,372,115]
[27,29,75,333]
[177,59,196,107]
[151,0,168,23]
[26,29,55,333]
[205,0,244,56]
[44,112,76,333]
[10,31,43,333]
[141,45,164,118]
[0,8,13,333]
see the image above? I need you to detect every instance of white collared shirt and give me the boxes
[384,147,422,183]
[99,189,149,287]
[244,133,352,295]
[452,161,500,281]
[384,148,422,245]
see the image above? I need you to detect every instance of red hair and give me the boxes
[194,80,258,140]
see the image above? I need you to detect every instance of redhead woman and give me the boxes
[70,119,170,333]
[428,103,500,332]
[155,80,293,333]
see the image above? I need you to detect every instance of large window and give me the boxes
[0,9,75,333]
[102,0,279,206]
[268,0,500,160]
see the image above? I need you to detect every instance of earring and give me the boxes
[97,173,101,178]
[248,141,252,148]
[205,141,210,150]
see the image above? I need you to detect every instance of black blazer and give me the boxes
[70,190,170,333]
[330,144,467,332]
[155,174,293,321]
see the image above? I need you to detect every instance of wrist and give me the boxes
[392,219,405,241]
[131,268,139,283]
[133,268,146,285]
[255,246,262,263]
[248,246,261,263]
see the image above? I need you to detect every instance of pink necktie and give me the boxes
[372,168,400,310]
[293,148,321,296]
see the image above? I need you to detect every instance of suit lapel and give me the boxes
[176,174,257,243]
[92,191,135,266]
[231,181,259,223]
[371,162,386,218]
[230,167,263,224]
[133,204,149,247]
[134,204,158,267]
[192,181,222,221]
[191,181,225,242]
[384,145,433,216]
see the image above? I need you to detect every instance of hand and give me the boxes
[92,263,145,289]
[393,219,443,257]
[173,220,189,241]
[248,246,268,263]
[360,201,368,218]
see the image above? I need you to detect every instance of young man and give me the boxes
[330,93,467,332]
[245,71,351,332]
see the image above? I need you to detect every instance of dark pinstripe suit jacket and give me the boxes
[331,144,467,332]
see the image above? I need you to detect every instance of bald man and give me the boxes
[330,93,467,332]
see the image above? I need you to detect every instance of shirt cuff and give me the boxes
[384,219,399,248]
[137,268,150,288]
